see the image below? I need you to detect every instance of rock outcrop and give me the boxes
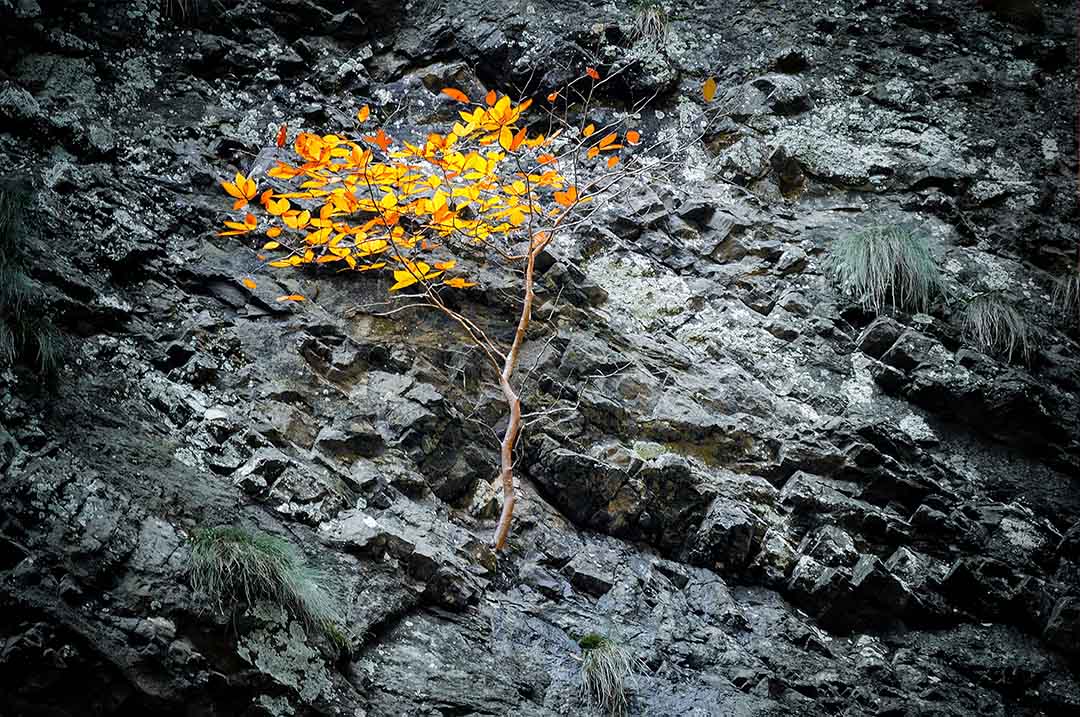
[1,0,1077,715]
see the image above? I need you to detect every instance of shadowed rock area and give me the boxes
[1,0,1077,715]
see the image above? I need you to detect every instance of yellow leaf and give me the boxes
[276,294,305,302]
[498,126,513,152]
[703,76,717,102]
[357,105,370,122]
[583,123,595,138]
[379,191,398,209]
[242,278,257,290]
[355,239,388,257]
[305,227,332,246]
[389,270,418,292]
[263,240,281,249]
[266,228,283,239]
[285,210,311,229]
[266,197,291,215]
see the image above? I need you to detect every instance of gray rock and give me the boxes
[2,1,1080,715]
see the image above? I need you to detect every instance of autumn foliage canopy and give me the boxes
[218,82,641,301]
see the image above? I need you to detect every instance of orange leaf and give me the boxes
[554,186,577,207]
[626,130,641,145]
[538,153,556,165]
[357,105,370,122]
[268,162,303,180]
[547,91,559,102]
[441,87,470,103]
[444,277,478,289]
[509,126,527,152]
[218,212,258,236]
[583,123,595,138]
[221,181,241,199]
[703,76,718,102]
[276,294,305,302]
[598,132,617,148]
[586,66,600,80]
[275,124,287,148]
[587,146,600,159]
[240,175,257,199]
[607,156,620,168]
[485,90,496,106]
[242,278,257,290]
[363,128,392,151]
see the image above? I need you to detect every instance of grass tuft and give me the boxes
[1052,272,1080,329]
[962,291,1031,362]
[162,0,194,20]
[629,1,669,45]
[0,184,64,381]
[827,225,943,313]
[0,323,13,366]
[190,526,346,646]
[578,633,637,716]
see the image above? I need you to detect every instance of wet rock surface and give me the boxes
[1,0,1077,715]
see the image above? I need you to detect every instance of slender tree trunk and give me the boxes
[491,246,538,550]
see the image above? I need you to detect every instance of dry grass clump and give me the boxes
[0,184,63,378]
[962,291,1031,363]
[578,633,638,715]
[190,526,346,646]
[1052,271,1080,329]
[828,225,943,313]
[628,0,669,45]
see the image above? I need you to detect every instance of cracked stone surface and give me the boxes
[1,0,1078,715]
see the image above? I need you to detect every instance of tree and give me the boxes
[216,69,645,549]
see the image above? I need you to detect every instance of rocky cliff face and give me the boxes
[1,0,1078,715]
